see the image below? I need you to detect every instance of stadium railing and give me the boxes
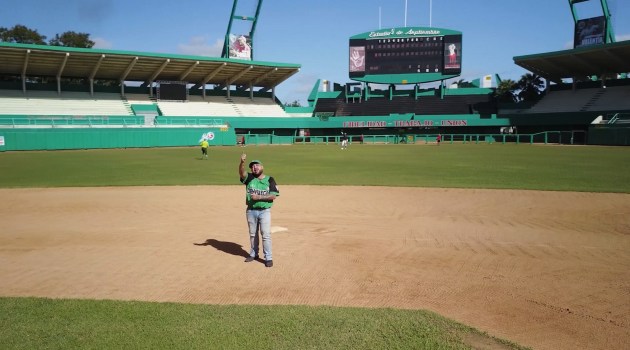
[0,116,226,128]
[238,131,580,146]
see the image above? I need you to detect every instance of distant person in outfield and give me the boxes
[341,132,349,150]
[200,139,209,159]
[239,154,280,268]
[436,134,441,145]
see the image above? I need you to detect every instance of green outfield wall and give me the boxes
[0,111,614,151]
[0,127,236,151]
[588,126,630,145]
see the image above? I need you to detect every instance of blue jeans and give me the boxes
[246,208,272,261]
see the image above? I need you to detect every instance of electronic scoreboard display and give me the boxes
[349,27,462,84]
[158,83,187,101]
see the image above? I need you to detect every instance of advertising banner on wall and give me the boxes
[199,132,215,143]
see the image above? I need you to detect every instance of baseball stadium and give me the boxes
[1,1,629,349]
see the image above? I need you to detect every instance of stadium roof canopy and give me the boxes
[513,40,630,84]
[0,42,300,91]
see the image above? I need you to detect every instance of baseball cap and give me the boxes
[248,160,262,168]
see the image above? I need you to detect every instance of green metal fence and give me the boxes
[237,131,582,146]
[0,129,588,152]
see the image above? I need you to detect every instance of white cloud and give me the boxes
[615,33,630,42]
[92,37,113,49]
[178,37,223,57]
[289,73,318,93]
[563,40,574,50]
[276,73,315,105]
[294,80,316,94]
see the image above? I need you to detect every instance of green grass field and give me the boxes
[1,143,629,192]
[2,143,628,349]
[0,298,526,350]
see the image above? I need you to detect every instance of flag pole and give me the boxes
[404,0,408,27]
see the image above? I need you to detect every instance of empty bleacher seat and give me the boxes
[0,90,132,116]
[124,93,155,105]
[587,86,630,111]
[228,96,289,117]
[157,97,237,117]
[156,95,288,117]
[313,94,494,116]
[520,86,630,114]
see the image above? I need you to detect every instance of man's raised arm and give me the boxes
[239,153,247,180]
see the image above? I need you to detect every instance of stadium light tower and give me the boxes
[222,0,264,60]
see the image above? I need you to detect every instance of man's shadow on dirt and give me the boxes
[194,238,249,258]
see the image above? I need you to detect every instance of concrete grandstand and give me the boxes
[0,0,629,150]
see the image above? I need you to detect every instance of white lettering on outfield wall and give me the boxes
[342,121,387,127]
[342,120,467,128]
[440,120,468,126]
[395,120,433,127]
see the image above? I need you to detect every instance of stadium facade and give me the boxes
[0,0,629,151]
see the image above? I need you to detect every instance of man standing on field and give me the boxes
[200,139,209,159]
[239,153,280,268]
[341,132,349,150]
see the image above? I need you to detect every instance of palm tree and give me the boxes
[516,73,545,102]
[455,79,476,88]
[495,79,518,103]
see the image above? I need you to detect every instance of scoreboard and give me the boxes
[349,27,462,84]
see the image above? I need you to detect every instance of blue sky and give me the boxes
[2,0,629,104]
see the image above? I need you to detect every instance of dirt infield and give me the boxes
[1,186,629,350]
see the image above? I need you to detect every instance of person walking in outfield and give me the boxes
[239,154,280,268]
[200,139,209,159]
[436,134,441,145]
[341,132,349,150]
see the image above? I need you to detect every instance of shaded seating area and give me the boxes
[519,86,630,114]
[314,93,495,117]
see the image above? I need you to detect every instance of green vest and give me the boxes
[242,173,279,209]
